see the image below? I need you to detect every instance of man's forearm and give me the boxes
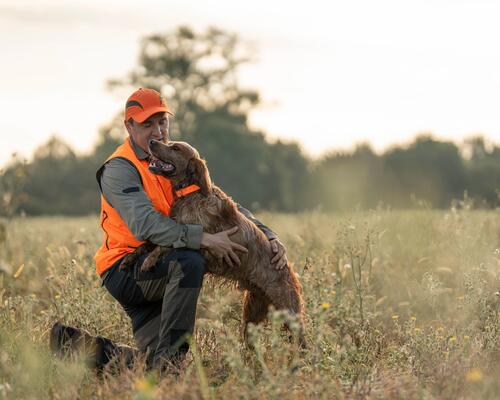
[132,211,203,249]
[237,204,277,241]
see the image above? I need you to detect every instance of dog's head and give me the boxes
[148,139,212,195]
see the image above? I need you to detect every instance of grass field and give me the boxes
[0,208,499,399]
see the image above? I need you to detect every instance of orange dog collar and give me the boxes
[175,184,201,198]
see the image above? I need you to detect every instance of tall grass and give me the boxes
[0,208,499,399]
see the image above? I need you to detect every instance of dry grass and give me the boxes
[0,208,499,399]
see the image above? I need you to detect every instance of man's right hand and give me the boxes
[200,226,248,267]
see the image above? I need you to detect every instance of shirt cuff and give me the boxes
[184,224,204,249]
[262,227,277,241]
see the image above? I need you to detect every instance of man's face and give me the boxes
[125,112,169,153]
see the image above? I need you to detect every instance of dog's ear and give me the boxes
[187,157,212,196]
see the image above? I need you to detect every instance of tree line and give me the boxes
[1,26,499,216]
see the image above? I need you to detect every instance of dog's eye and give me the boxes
[172,145,180,151]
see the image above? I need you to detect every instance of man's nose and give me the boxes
[154,123,162,135]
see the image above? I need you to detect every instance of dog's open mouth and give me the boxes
[149,156,176,175]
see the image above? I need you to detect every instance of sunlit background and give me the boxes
[1,0,499,165]
[1,0,499,215]
[2,4,500,399]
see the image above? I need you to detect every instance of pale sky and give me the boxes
[1,0,499,166]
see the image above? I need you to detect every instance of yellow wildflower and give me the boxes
[466,368,483,382]
[320,302,331,310]
[414,328,421,334]
[134,377,154,393]
[449,336,457,344]
[391,315,399,320]
[410,316,417,321]
[463,335,470,341]
[135,378,147,391]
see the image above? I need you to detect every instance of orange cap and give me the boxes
[124,88,173,123]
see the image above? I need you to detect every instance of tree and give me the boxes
[311,143,384,211]
[108,26,310,211]
[18,136,99,215]
[462,136,500,207]
[2,26,498,215]
[0,153,28,218]
[109,26,259,139]
[382,135,466,208]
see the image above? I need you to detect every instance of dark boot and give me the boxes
[50,322,138,373]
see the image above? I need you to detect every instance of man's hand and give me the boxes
[201,226,248,267]
[270,238,288,270]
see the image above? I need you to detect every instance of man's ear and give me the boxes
[187,157,212,196]
[124,119,134,135]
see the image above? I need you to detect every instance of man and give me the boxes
[93,87,288,371]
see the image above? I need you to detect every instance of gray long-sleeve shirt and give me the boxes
[98,137,276,251]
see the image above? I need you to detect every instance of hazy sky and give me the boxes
[1,0,499,166]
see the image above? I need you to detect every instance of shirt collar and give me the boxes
[129,136,150,160]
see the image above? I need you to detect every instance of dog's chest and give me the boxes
[171,195,229,234]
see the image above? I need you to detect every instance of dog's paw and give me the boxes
[140,257,156,273]
[119,262,128,270]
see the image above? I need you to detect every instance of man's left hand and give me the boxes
[270,238,288,270]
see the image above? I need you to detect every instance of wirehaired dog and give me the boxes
[122,139,306,345]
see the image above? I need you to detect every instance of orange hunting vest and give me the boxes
[93,138,174,276]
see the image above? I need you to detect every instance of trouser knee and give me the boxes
[176,250,205,288]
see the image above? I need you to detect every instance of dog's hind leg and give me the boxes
[263,271,307,348]
[140,245,167,272]
[241,287,271,345]
[120,243,151,270]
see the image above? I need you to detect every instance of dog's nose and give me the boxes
[149,139,156,147]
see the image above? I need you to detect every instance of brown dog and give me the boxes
[122,140,305,345]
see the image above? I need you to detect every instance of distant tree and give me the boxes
[91,113,127,165]
[17,136,99,215]
[108,26,310,211]
[382,135,466,208]
[462,136,500,206]
[311,143,384,211]
[0,153,28,218]
[109,26,259,140]
[2,26,499,215]
[263,140,311,211]
[463,136,490,161]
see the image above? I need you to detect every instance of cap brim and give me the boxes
[131,106,174,123]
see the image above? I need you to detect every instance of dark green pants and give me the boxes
[103,249,206,367]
